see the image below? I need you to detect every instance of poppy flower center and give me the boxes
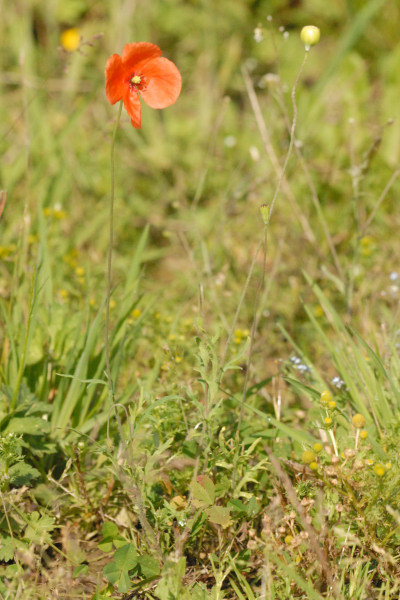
[131,75,141,85]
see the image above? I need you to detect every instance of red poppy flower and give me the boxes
[105,42,181,129]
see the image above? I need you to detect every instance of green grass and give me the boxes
[2,1,400,598]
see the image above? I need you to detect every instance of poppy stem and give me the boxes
[105,100,123,403]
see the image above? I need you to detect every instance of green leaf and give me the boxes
[0,536,15,561]
[138,555,161,578]
[205,506,232,528]
[98,521,121,552]
[9,462,41,486]
[103,543,138,593]
[3,416,50,436]
[246,496,260,517]
[228,499,247,516]
[73,564,89,577]
[190,475,215,508]
[114,543,138,571]
[24,511,55,544]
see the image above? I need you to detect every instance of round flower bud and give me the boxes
[320,390,332,406]
[301,450,315,465]
[313,442,323,453]
[300,26,321,50]
[352,413,366,429]
[309,461,318,471]
[284,535,293,545]
[324,417,333,426]
[360,430,368,440]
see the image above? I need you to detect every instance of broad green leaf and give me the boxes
[3,416,50,436]
[190,475,215,508]
[0,536,15,562]
[138,555,161,578]
[113,543,137,571]
[9,462,41,486]
[205,506,232,529]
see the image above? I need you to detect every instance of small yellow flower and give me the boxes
[75,267,85,276]
[284,535,293,545]
[60,289,69,299]
[301,450,315,465]
[313,442,323,454]
[352,414,366,429]
[0,244,16,259]
[320,390,332,406]
[314,304,324,318]
[131,308,141,319]
[328,401,336,409]
[373,464,386,477]
[365,458,374,466]
[324,417,333,426]
[60,28,81,52]
[174,356,183,364]
[309,461,318,471]
[359,430,368,440]
[385,462,392,470]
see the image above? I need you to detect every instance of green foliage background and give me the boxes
[1,0,400,598]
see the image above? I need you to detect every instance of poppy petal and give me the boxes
[123,88,142,129]
[105,54,125,104]
[121,42,162,71]
[138,57,182,109]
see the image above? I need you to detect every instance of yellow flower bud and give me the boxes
[320,390,332,406]
[300,26,321,50]
[352,413,366,429]
[324,417,332,426]
[309,461,318,471]
[359,430,368,440]
[284,535,293,544]
[301,450,315,465]
[313,442,323,453]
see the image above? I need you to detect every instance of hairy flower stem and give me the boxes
[105,100,123,403]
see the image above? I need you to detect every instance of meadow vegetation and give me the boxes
[2,0,400,598]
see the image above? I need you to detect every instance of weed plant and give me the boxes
[1,1,400,599]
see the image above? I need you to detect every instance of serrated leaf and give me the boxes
[0,536,15,561]
[4,416,50,436]
[138,555,161,578]
[9,462,41,486]
[24,511,55,544]
[190,475,215,508]
[205,506,232,528]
